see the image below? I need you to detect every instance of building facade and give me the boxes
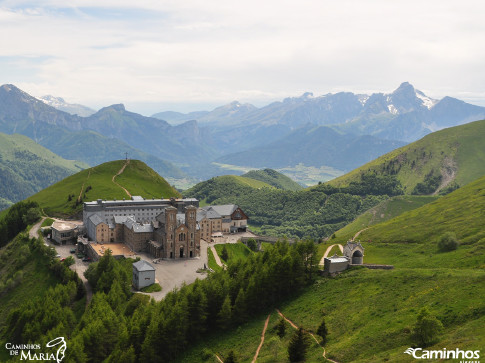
[132,260,156,290]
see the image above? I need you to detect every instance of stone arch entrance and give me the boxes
[352,250,363,264]
[343,241,365,265]
[180,246,184,258]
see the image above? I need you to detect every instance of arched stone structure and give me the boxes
[343,241,364,265]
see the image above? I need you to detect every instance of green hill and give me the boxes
[328,119,485,195]
[28,159,181,217]
[359,174,485,249]
[177,175,485,363]
[241,168,303,191]
[184,174,274,204]
[333,195,439,241]
[0,133,88,210]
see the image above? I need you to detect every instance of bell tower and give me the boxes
[185,205,197,258]
[165,206,177,259]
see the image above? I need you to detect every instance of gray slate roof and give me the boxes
[202,204,237,217]
[89,214,105,226]
[124,216,153,233]
[133,260,155,272]
[196,208,222,222]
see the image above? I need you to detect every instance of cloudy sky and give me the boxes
[1,0,484,115]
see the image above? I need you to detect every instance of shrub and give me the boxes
[201,348,212,361]
[412,308,443,347]
[437,232,459,252]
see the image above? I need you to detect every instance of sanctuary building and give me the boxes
[81,196,248,260]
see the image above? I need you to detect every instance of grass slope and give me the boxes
[334,195,438,242]
[358,174,485,247]
[242,169,303,191]
[28,159,180,217]
[328,119,485,194]
[214,242,253,263]
[177,174,485,362]
[0,133,88,207]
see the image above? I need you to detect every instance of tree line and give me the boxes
[185,173,401,239]
[3,238,318,362]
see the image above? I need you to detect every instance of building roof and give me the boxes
[196,208,222,222]
[203,204,237,217]
[326,254,349,263]
[114,215,129,224]
[133,260,155,272]
[124,216,153,233]
[52,221,78,231]
[89,214,105,226]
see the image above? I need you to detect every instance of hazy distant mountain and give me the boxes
[152,82,485,145]
[38,95,96,117]
[3,82,485,183]
[151,110,209,125]
[217,124,406,171]
[0,85,187,179]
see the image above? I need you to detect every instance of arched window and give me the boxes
[179,233,186,241]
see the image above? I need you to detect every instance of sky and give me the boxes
[1,0,485,115]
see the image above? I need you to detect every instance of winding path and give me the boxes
[29,217,46,239]
[210,246,225,268]
[251,314,271,363]
[112,160,132,198]
[276,309,340,363]
[319,244,344,265]
[351,228,368,241]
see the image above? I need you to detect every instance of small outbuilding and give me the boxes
[323,254,350,275]
[132,260,156,290]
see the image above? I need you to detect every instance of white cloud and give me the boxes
[1,0,484,113]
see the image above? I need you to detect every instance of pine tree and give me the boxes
[224,350,237,363]
[316,319,328,345]
[276,317,287,338]
[217,295,232,330]
[221,245,229,261]
[288,328,311,362]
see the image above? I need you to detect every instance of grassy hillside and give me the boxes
[0,133,88,209]
[328,119,485,194]
[177,174,485,363]
[333,195,438,241]
[28,159,180,217]
[357,174,485,247]
[242,168,303,191]
[214,242,253,264]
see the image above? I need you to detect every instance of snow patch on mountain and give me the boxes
[358,94,369,106]
[387,104,398,115]
[415,90,438,109]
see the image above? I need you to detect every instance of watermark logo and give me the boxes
[404,347,480,361]
[4,337,67,361]
[46,337,67,363]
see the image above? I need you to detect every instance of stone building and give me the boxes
[343,241,365,264]
[51,220,82,245]
[323,254,350,274]
[148,205,199,259]
[132,260,155,290]
[200,204,248,234]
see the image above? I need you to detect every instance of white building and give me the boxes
[132,260,156,290]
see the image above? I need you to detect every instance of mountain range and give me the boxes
[1,82,484,188]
